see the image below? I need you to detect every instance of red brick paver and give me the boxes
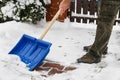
[35,60,76,76]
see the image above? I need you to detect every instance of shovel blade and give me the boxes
[9,34,52,71]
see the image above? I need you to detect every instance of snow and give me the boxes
[1,18,120,80]
[43,0,51,5]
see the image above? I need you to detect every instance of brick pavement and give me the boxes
[35,60,76,77]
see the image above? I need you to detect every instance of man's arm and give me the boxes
[59,0,70,15]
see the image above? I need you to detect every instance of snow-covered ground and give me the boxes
[1,18,120,80]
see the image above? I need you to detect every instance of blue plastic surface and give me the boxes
[9,34,52,71]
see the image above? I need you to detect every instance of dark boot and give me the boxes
[77,50,101,64]
[83,45,108,55]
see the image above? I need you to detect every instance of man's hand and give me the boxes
[59,0,70,15]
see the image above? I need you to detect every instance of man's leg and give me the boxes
[77,0,120,63]
[83,0,108,55]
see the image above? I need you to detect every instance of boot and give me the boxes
[77,50,101,64]
[83,45,108,55]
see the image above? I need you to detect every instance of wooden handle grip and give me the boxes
[39,9,61,40]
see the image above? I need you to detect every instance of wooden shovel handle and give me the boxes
[39,9,61,40]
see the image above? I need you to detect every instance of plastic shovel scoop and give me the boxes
[8,9,61,71]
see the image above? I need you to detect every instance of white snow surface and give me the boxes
[1,19,120,80]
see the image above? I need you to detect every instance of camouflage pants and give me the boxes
[90,0,120,56]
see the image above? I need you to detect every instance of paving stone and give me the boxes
[42,62,64,70]
[35,67,51,71]
[48,68,64,75]
[64,66,76,71]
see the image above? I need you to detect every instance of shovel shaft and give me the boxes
[39,9,61,40]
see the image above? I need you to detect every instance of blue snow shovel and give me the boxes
[8,9,61,71]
